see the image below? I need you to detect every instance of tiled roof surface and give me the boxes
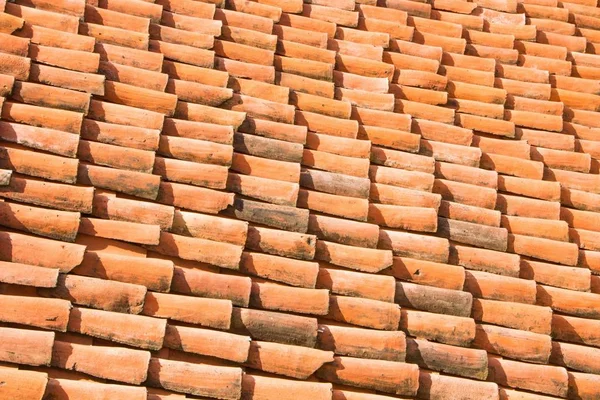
[0,0,600,398]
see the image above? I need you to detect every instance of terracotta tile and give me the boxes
[92,192,174,231]
[150,40,215,69]
[538,284,600,319]
[217,7,274,33]
[246,340,333,379]
[395,281,472,317]
[160,11,221,36]
[162,117,233,145]
[0,31,28,57]
[2,101,82,135]
[164,323,249,363]
[507,110,564,133]
[400,308,475,346]
[246,225,314,260]
[437,217,507,251]
[16,24,92,53]
[242,373,332,400]
[6,3,79,33]
[231,307,318,347]
[152,154,218,186]
[550,341,600,374]
[303,148,370,178]
[315,239,392,272]
[218,57,276,83]
[352,107,412,132]
[274,25,326,48]
[333,71,390,94]
[434,178,497,209]
[300,169,368,200]
[44,378,147,400]
[495,65,548,87]
[380,229,449,263]
[0,230,85,271]
[73,251,173,292]
[325,293,401,329]
[552,314,600,348]
[318,323,406,361]
[383,52,438,76]
[0,120,80,158]
[40,274,147,314]
[78,163,160,200]
[76,234,147,258]
[473,135,530,161]
[98,0,162,22]
[450,243,521,276]
[329,39,384,62]
[68,306,166,350]
[370,183,441,209]
[397,100,455,124]
[318,267,395,302]
[419,371,499,400]
[488,356,568,397]
[229,168,293,205]
[436,10,484,31]
[79,140,156,173]
[0,144,79,183]
[0,294,70,331]
[474,324,553,364]
[29,63,105,96]
[0,260,58,287]
[85,5,149,34]
[528,17,575,35]
[509,233,579,265]
[142,291,232,329]
[0,368,48,400]
[516,128,574,151]
[407,338,488,379]
[240,251,318,287]
[250,280,329,315]
[564,108,600,130]
[435,160,498,188]
[502,215,569,241]
[567,371,600,400]
[391,84,448,106]
[155,0,215,19]
[316,356,418,396]
[51,340,150,383]
[570,227,600,251]
[368,203,437,232]
[0,200,80,241]
[386,256,465,290]
[169,263,251,307]
[473,298,552,334]
[371,146,434,174]
[160,135,232,166]
[239,116,307,144]
[465,270,535,303]
[97,44,161,72]
[148,230,242,269]
[501,177,559,207]
[414,30,467,54]
[299,189,368,221]
[0,9,24,33]
[0,327,54,366]
[228,77,290,104]
[157,180,234,212]
[498,175,564,202]
[150,23,215,49]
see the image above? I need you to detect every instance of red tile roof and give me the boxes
[1,0,600,398]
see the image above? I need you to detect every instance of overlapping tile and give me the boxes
[1,0,600,399]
